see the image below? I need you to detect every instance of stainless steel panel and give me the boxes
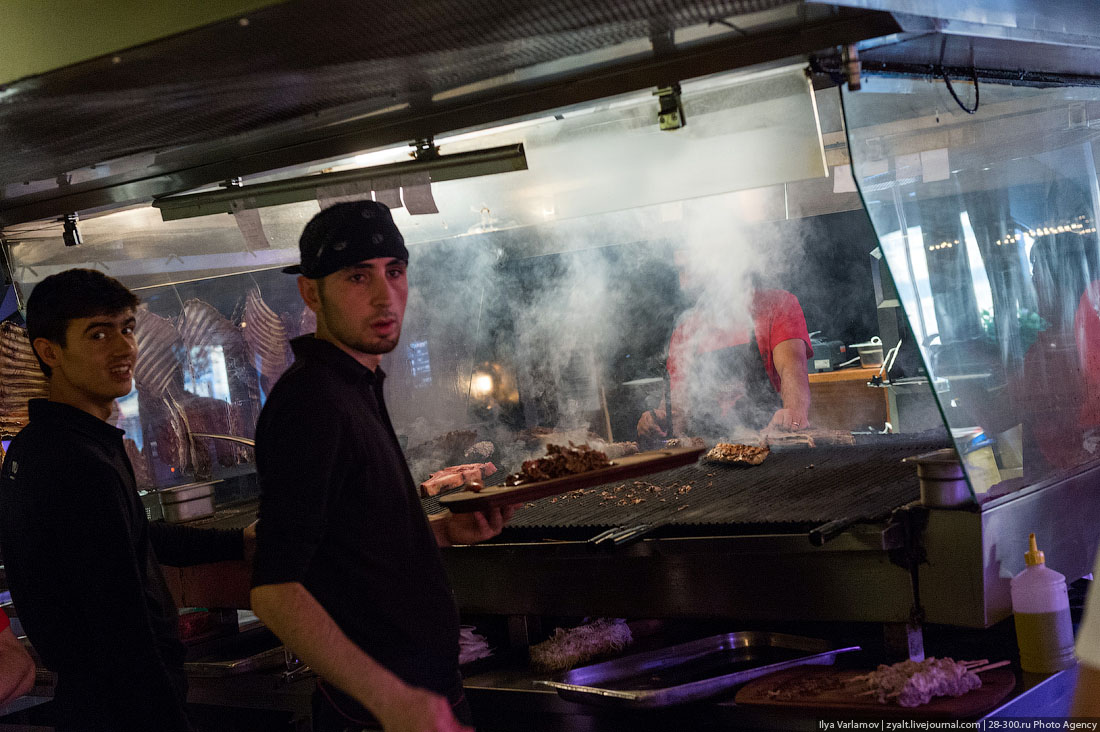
[443,527,915,623]
[921,459,1100,627]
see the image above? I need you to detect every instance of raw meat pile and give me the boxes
[529,618,633,672]
[509,443,610,484]
[866,657,981,707]
[419,462,496,497]
[459,626,493,665]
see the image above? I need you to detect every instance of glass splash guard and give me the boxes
[842,76,1100,498]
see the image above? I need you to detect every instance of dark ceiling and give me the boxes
[0,0,902,227]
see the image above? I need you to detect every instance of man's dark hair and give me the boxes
[26,268,139,378]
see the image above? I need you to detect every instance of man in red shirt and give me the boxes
[0,611,34,707]
[637,270,813,441]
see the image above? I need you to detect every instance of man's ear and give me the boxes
[32,337,62,372]
[297,275,321,313]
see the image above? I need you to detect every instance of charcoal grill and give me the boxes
[425,437,941,541]
[428,435,958,624]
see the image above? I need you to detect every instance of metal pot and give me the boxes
[849,337,884,368]
[159,481,218,523]
[905,449,973,507]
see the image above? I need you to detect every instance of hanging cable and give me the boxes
[942,66,979,114]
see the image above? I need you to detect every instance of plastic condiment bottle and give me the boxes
[1010,533,1075,673]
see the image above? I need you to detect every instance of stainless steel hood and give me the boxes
[0,0,900,228]
[4,0,1100,231]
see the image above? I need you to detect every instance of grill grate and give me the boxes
[423,437,950,540]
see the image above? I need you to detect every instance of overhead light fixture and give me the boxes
[152,144,527,221]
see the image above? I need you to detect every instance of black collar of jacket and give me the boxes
[289,334,386,386]
[28,398,125,448]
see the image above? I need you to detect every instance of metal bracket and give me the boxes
[62,212,82,247]
[411,137,440,160]
[654,84,686,131]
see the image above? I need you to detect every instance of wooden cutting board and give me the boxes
[438,446,705,513]
[735,666,1016,718]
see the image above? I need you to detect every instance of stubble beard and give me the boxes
[319,299,401,356]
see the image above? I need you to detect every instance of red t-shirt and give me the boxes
[667,289,812,403]
[0,611,9,634]
[1014,279,1100,470]
[1075,280,1100,428]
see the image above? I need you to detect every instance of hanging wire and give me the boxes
[942,66,980,114]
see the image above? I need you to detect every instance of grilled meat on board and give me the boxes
[508,443,611,485]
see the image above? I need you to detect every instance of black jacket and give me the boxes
[0,399,243,732]
[252,336,460,709]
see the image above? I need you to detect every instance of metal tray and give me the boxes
[184,631,287,677]
[535,631,859,709]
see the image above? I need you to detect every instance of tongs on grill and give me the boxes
[588,523,655,549]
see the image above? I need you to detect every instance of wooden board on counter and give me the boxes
[734,666,1015,718]
[808,367,892,432]
[439,446,705,513]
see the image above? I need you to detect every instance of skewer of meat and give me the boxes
[856,657,983,707]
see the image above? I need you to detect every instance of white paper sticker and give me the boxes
[316,180,373,210]
[400,171,439,215]
[921,148,951,182]
[371,175,403,210]
[832,164,857,193]
[231,205,270,250]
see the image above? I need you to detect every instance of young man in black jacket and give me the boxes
[251,202,514,732]
[0,269,254,732]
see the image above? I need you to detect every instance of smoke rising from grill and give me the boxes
[388,190,812,471]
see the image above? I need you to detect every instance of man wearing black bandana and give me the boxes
[250,201,514,732]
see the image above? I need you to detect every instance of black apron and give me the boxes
[680,330,781,436]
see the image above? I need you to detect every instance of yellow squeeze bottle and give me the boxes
[1010,533,1075,673]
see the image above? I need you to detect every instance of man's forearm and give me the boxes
[779,366,811,419]
[251,582,405,716]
